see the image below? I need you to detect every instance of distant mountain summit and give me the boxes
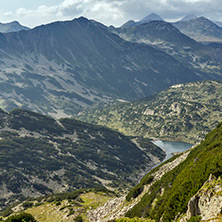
[174,16,222,42]
[214,20,222,27]
[0,21,30,33]
[120,20,136,29]
[180,14,197,21]
[140,13,163,22]
[118,20,198,47]
[120,13,163,28]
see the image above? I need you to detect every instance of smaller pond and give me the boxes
[153,140,193,161]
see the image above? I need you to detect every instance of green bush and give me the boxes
[186,216,202,222]
[5,212,36,222]
[0,207,13,217]
[114,217,154,221]
[126,184,144,201]
[74,215,83,222]
[22,202,33,209]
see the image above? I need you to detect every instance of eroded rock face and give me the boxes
[183,175,222,221]
[187,196,200,218]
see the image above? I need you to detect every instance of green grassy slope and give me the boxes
[0,188,116,221]
[125,121,222,221]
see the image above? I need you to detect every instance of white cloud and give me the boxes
[0,0,221,28]
[57,0,125,25]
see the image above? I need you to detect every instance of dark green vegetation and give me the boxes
[74,216,83,222]
[1,188,117,221]
[78,80,222,143]
[0,108,165,210]
[125,155,181,202]
[174,16,222,42]
[2,212,36,222]
[113,218,154,222]
[125,121,222,221]
[0,188,115,219]
[0,17,220,117]
[186,216,202,222]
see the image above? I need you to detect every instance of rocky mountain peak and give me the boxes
[140,13,163,22]
[0,20,30,33]
[180,14,197,22]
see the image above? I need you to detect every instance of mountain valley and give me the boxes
[0,12,222,222]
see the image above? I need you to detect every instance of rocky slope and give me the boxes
[181,175,222,221]
[2,148,189,221]
[114,21,222,75]
[1,188,116,221]
[78,80,222,143]
[174,16,222,42]
[0,17,203,117]
[85,121,222,221]
[0,108,165,210]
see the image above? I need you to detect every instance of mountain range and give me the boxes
[121,13,222,43]
[174,16,222,42]
[115,20,222,76]
[121,13,163,29]
[0,17,209,118]
[0,14,222,221]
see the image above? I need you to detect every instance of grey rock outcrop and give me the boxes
[182,174,222,221]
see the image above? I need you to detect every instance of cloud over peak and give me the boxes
[0,0,221,28]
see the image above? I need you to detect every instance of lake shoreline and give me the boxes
[153,140,193,161]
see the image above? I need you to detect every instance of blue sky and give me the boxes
[1,0,62,11]
[0,0,221,28]
[0,0,63,11]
